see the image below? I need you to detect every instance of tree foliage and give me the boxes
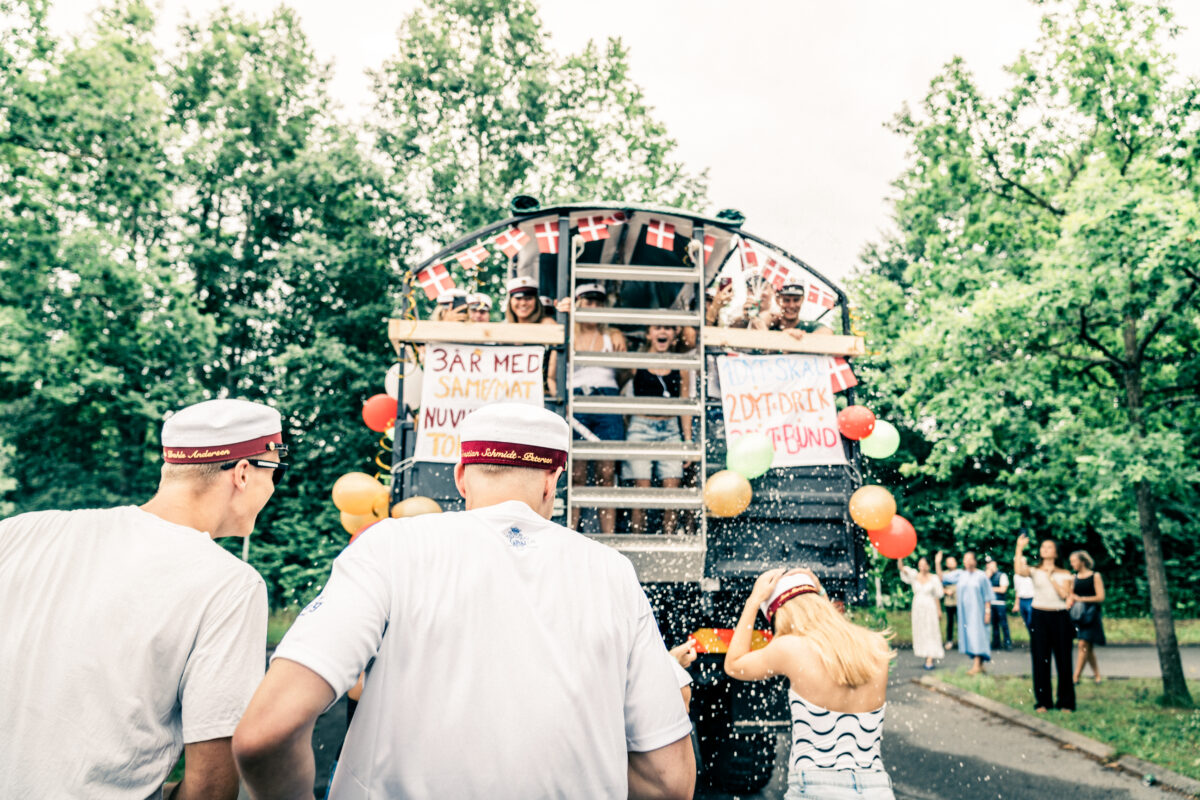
[858,0,1199,705]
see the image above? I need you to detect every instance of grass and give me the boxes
[268,607,301,648]
[857,609,1200,648]
[940,670,1200,782]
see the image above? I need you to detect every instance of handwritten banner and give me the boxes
[415,344,545,462]
[716,354,847,467]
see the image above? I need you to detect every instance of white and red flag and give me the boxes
[534,222,559,254]
[646,218,675,250]
[455,244,488,269]
[830,357,858,393]
[416,264,454,300]
[493,227,530,257]
[762,258,789,290]
[704,233,716,257]
[807,284,837,309]
[739,237,759,270]
[604,210,627,225]
[577,215,610,242]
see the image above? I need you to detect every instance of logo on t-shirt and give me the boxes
[503,526,530,549]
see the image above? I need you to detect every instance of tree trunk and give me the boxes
[1121,321,1193,707]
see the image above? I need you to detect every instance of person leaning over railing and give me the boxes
[756,282,834,337]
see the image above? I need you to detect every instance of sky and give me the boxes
[46,0,1200,286]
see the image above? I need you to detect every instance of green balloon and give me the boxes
[859,419,900,459]
[727,433,776,479]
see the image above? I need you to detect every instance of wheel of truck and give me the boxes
[692,680,776,795]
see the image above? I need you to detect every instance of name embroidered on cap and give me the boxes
[160,398,284,464]
[457,402,569,471]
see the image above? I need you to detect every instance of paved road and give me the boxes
[299,645,1196,799]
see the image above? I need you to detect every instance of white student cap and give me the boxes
[778,282,806,297]
[575,283,606,298]
[161,399,284,464]
[458,402,569,471]
[506,276,539,295]
[467,292,493,309]
[437,288,469,305]
[761,572,820,621]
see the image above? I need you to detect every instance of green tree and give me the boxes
[858,0,1198,705]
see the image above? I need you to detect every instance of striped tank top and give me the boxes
[789,690,885,772]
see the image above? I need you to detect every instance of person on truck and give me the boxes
[756,282,833,335]
[725,568,896,800]
[626,324,693,535]
[466,292,493,322]
[233,402,695,800]
[504,275,558,396]
[433,288,469,322]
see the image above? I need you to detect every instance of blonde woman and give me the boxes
[726,568,896,800]
[504,276,558,395]
[1069,549,1106,684]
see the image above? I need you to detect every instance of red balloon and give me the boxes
[362,393,398,432]
[838,405,876,441]
[868,515,917,559]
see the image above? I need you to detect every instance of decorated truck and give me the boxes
[387,200,869,794]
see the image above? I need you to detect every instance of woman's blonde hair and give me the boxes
[1071,550,1094,570]
[773,594,895,688]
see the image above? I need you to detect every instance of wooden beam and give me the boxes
[388,319,564,352]
[705,327,864,356]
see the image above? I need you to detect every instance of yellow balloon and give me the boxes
[704,470,753,517]
[390,496,443,518]
[849,485,896,530]
[340,510,379,535]
[332,472,388,516]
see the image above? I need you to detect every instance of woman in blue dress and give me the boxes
[955,552,996,675]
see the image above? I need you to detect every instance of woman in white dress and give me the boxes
[899,556,944,670]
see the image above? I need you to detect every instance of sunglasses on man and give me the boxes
[220,456,290,485]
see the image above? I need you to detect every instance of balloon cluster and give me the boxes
[838,404,915,560]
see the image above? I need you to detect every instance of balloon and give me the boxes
[362,393,398,433]
[384,363,401,399]
[340,510,380,535]
[848,485,896,530]
[837,405,876,441]
[332,472,389,516]
[390,496,443,518]
[868,515,917,559]
[704,470,753,517]
[859,420,900,459]
[726,433,776,479]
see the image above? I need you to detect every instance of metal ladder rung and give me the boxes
[571,395,702,417]
[575,264,701,283]
[570,486,704,509]
[571,351,701,371]
[574,307,701,328]
[587,534,706,582]
[572,441,702,461]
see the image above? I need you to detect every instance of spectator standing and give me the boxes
[0,399,278,800]
[985,557,1013,651]
[1069,550,1106,684]
[934,552,961,649]
[899,556,944,670]
[1013,569,1035,632]
[726,568,896,800]
[1014,534,1076,712]
[234,403,694,800]
[953,552,995,675]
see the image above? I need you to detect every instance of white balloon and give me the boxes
[384,363,401,399]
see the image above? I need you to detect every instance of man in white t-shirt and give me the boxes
[0,398,278,800]
[234,402,695,800]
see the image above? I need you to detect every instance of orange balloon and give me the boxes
[390,496,443,518]
[340,510,379,535]
[332,472,388,516]
[849,485,896,530]
[704,470,753,517]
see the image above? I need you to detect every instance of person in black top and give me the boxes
[1068,550,1106,684]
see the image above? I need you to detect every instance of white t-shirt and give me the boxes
[1013,573,1035,599]
[274,500,691,800]
[0,506,267,799]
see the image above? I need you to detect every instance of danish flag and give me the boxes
[646,218,675,250]
[739,238,759,270]
[704,233,716,256]
[416,264,454,300]
[455,245,488,269]
[534,222,559,254]
[604,210,627,225]
[577,215,610,242]
[493,227,530,257]
[807,284,837,309]
[762,258,789,290]
[830,357,858,393]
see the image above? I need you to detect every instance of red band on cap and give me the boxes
[766,585,818,620]
[460,440,566,471]
[163,432,283,464]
